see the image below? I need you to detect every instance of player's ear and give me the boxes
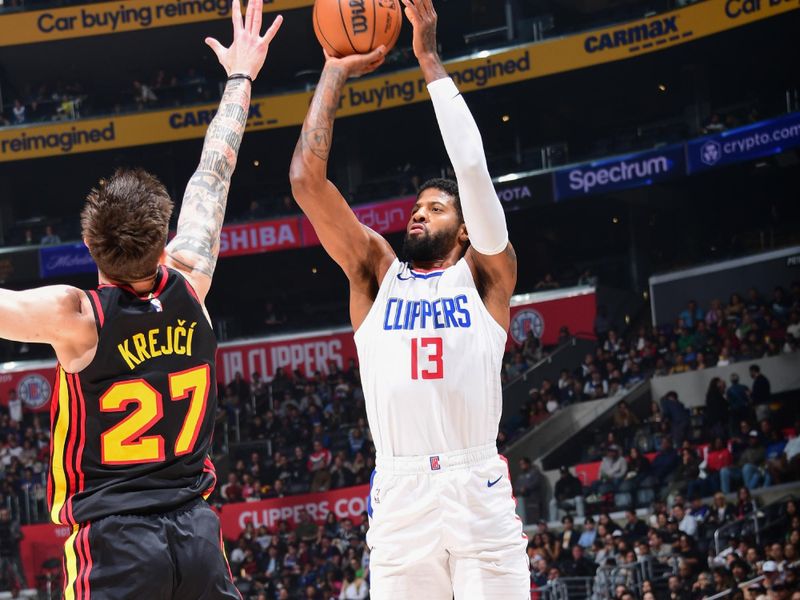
[158,247,169,265]
[458,223,469,244]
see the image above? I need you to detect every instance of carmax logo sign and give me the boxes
[584,15,693,54]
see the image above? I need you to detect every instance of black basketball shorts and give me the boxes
[60,498,240,600]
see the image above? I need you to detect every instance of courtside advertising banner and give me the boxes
[38,242,96,278]
[687,112,800,174]
[299,196,416,246]
[216,328,358,385]
[218,216,304,257]
[1,0,797,161]
[219,485,370,540]
[553,145,685,201]
[0,0,312,46]
[507,287,597,350]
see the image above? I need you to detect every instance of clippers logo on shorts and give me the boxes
[430,456,441,471]
[510,309,544,345]
[17,374,51,410]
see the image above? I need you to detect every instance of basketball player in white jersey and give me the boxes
[289,0,529,597]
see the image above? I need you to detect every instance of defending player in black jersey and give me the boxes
[0,2,281,598]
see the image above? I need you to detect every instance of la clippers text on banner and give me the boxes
[219,485,371,540]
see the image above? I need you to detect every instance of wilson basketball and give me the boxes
[313,0,403,57]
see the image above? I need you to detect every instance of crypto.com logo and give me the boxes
[700,140,722,166]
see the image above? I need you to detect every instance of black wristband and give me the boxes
[228,73,253,84]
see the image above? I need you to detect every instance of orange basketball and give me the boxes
[313,0,403,57]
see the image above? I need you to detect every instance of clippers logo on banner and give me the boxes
[510,309,545,344]
[0,365,56,414]
[507,288,597,349]
[17,374,52,410]
[219,485,370,539]
[554,145,685,201]
[687,112,800,174]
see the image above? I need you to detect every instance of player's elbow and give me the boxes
[289,159,323,196]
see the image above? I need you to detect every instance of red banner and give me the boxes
[19,522,70,590]
[219,485,370,541]
[507,287,596,349]
[0,362,56,414]
[218,216,303,258]
[300,196,415,247]
[216,328,358,386]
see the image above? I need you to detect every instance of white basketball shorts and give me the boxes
[366,443,530,599]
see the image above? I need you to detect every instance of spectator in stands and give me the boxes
[705,377,729,439]
[721,430,766,493]
[133,80,158,109]
[622,510,648,542]
[515,457,546,523]
[549,465,585,522]
[767,425,800,485]
[584,370,609,400]
[679,300,705,329]
[787,311,800,340]
[727,373,751,430]
[703,113,725,133]
[307,440,332,492]
[39,225,61,245]
[592,445,627,497]
[661,391,690,446]
[612,401,640,448]
[11,99,25,124]
[578,517,597,549]
[750,364,772,421]
[561,544,596,577]
[667,448,701,501]
[0,508,24,588]
[647,437,680,490]
[555,516,579,561]
[535,273,559,290]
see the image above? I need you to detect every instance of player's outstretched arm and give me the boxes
[404,0,517,323]
[0,286,96,365]
[166,0,282,303]
[289,50,395,287]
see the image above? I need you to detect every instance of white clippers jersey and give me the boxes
[354,258,507,457]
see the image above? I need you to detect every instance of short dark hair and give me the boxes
[749,364,760,373]
[82,168,173,282]
[418,178,462,222]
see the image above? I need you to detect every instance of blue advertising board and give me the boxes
[554,144,685,201]
[39,243,96,278]
[687,112,800,174]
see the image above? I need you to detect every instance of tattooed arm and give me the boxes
[289,50,395,322]
[165,0,282,303]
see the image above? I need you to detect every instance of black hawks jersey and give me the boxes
[48,266,218,526]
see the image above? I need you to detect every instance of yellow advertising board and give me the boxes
[0,0,796,163]
[0,0,313,47]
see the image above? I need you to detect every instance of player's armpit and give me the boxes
[0,285,96,348]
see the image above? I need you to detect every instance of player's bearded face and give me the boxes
[402,223,460,263]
